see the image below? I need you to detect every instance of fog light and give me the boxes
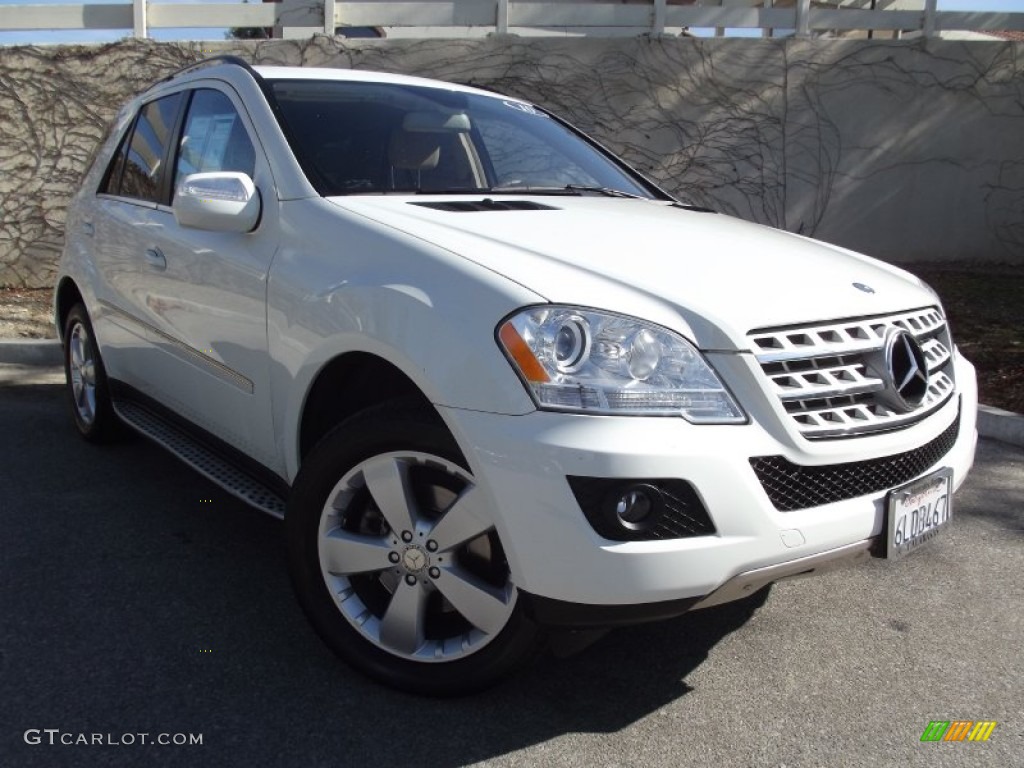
[567,476,715,542]
[616,488,652,523]
[608,483,662,531]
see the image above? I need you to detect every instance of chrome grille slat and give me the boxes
[754,341,879,364]
[749,307,956,440]
[921,337,951,371]
[770,362,885,401]
[750,307,944,362]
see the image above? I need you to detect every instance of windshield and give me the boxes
[268,79,656,198]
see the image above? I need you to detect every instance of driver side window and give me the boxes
[174,89,255,194]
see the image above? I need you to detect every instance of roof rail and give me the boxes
[151,55,261,89]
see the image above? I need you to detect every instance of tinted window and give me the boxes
[119,93,183,203]
[98,126,131,196]
[269,80,651,198]
[175,89,256,191]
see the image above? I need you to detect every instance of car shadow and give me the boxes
[2,378,770,768]
[951,438,1024,535]
[260,588,773,768]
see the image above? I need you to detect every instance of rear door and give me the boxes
[91,91,186,398]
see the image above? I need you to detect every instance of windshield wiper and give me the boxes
[564,184,645,199]
[668,200,718,213]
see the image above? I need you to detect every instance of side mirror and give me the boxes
[173,172,261,233]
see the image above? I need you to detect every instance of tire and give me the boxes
[62,303,123,443]
[286,401,544,696]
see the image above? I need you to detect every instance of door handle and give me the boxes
[82,222,94,237]
[144,247,167,271]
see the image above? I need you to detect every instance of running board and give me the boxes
[112,398,288,519]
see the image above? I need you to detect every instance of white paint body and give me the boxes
[57,63,978,609]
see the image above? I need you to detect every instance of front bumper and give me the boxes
[517,537,876,628]
[437,354,978,615]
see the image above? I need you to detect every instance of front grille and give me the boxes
[748,307,956,439]
[750,411,960,512]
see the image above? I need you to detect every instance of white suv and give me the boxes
[55,57,977,694]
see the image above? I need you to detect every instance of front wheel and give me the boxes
[286,403,543,696]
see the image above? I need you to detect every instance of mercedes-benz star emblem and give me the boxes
[402,546,428,573]
[885,329,929,411]
[853,282,875,294]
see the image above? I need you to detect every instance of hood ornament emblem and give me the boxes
[853,282,875,294]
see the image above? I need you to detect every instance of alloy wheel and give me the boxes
[317,451,516,662]
[68,321,98,426]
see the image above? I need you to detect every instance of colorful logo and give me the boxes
[920,721,997,742]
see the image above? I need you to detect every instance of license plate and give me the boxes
[886,468,953,559]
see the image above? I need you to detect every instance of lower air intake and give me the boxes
[750,411,960,512]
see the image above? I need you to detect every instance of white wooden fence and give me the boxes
[1,0,1023,39]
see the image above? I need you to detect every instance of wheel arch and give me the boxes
[55,277,85,341]
[297,351,437,465]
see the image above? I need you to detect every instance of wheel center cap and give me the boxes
[401,546,428,573]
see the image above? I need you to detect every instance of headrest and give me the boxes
[389,130,441,171]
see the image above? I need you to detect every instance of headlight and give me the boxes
[498,306,746,423]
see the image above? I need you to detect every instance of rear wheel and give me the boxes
[286,403,543,695]
[63,303,123,443]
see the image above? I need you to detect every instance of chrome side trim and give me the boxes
[99,299,254,394]
[690,538,875,610]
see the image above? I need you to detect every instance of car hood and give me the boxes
[328,195,937,350]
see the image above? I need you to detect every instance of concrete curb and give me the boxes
[1,337,1022,448]
[977,405,1024,450]
[0,339,62,366]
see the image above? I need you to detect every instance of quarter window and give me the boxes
[174,89,255,192]
[98,128,130,196]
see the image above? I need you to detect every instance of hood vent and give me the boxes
[410,199,558,213]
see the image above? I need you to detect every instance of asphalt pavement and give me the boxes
[1,367,1021,768]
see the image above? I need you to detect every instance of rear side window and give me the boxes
[98,129,130,196]
[174,89,256,191]
[104,93,183,203]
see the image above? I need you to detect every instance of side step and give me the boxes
[112,398,288,519]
